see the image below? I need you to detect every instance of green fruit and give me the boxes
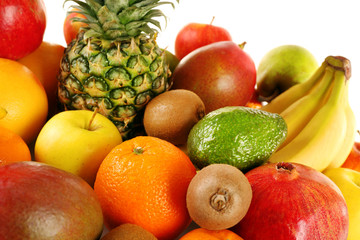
[187,106,287,172]
[163,49,179,73]
[256,45,318,100]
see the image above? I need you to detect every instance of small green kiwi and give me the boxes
[101,223,158,240]
[186,164,252,230]
[143,89,206,146]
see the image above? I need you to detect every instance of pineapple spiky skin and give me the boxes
[58,31,171,140]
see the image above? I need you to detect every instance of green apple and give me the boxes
[34,110,122,186]
[323,167,360,240]
[256,45,318,100]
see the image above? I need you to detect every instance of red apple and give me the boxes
[0,0,46,60]
[0,161,104,239]
[171,41,256,114]
[63,8,87,45]
[341,131,360,172]
[175,20,232,60]
[232,162,349,240]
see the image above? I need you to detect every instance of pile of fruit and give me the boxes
[1,0,360,239]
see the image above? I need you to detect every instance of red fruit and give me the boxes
[341,130,360,172]
[232,162,349,240]
[63,8,87,45]
[0,0,46,60]
[175,21,232,60]
[0,161,104,240]
[171,41,256,114]
[245,91,263,109]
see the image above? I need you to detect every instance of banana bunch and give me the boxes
[262,56,356,172]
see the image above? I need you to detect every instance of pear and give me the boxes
[256,45,318,101]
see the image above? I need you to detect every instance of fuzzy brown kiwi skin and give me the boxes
[101,223,158,240]
[186,164,252,230]
[143,89,206,146]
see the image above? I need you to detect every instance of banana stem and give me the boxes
[325,56,351,81]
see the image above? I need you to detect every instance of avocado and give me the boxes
[187,106,287,172]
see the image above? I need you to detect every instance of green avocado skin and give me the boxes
[187,106,287,172]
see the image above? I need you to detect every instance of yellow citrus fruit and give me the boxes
[0,58,48,144]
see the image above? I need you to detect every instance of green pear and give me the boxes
[256,45,318,100]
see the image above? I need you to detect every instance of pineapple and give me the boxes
[58,0,177,140]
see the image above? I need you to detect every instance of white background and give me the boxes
[43,0,360,130]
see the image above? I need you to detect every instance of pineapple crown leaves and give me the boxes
[64,0,179,40]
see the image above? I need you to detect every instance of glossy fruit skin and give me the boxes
[179,228,244,240]
[0,126,31,166]
[94,136,197,240]
[0,0,46,60]
[323,167,360,240]
[175,22,232,60]
[232,162,349,240]
[341,141,360,172]
[0,161,104,240]
[172,41,256,114]
[0,58,48,144]
[63,8,87,45]
[34,110,123,186]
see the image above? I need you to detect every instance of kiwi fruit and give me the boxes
[186,164,252,230]
[143,89,206,146]
[101,223,158,240]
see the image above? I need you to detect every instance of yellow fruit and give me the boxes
[0,58,48,144]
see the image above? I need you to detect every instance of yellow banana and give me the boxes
[325,83,356,169]
[261,62,327,113]
[268,56,350,172]
[277,65,334,150]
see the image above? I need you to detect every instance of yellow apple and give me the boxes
[34,110,122,186]
[323,167,360,240]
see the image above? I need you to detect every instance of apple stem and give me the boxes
[210,16,215,25]
[238,42,247,50]
[87,108,98,131]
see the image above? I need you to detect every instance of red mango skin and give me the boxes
[232,162,349,240]
[175,22,232,60]
[0,162,104,240]
[0,0,46,60]
[171,41,256,114]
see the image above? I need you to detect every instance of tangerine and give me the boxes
[179,228,244,240]
[0,58,48,144]
[94,136,197,240]
[0,126,31,166]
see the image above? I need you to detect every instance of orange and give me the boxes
[0,126,31,166]
[18,41,65,117]
[94,136,197,240]
[179,228,244,240]
[0,58,48,144]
